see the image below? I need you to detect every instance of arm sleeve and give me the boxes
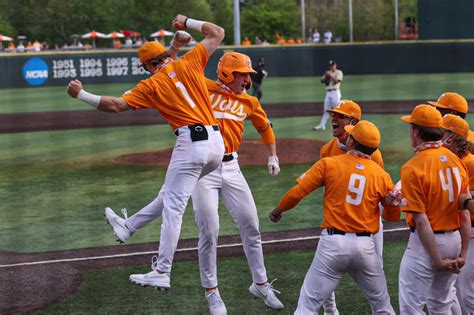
[182,43,209,73]
[122,78,156,110]
[400,166,426,213]
[249,98,275,144]
[277,184,310,212]
[296,159,326,193]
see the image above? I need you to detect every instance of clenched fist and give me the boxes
[172,14,187,30]
[67,80,83,98]
[171,31,192,50]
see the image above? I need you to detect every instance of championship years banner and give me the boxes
[1,41,474,89]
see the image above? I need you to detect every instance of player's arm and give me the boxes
[457,209,471,269]
[67,79,130,113]
[172,14,224,56]
[412,212,458,272]
[269,184,309,222]
[168,31,192,60]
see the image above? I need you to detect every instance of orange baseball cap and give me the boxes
[138,42,166,67]
[427,92,468,114]
[468,130,474,143]
[401,104,443,128]
[327,100,362,120]
[442,114,469,139]
[344,120,381,148]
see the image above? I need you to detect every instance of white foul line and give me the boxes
[0,227,409,269]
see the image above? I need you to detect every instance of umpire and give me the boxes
[250,58,268,101]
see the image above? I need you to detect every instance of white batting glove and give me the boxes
[268,156,280,176]
[171,30,192,49]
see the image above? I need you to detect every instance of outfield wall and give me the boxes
[1,40,474,89]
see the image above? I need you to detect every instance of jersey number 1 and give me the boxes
[175,81,196,108]
[346,174,367,206]
[439,167,461,202]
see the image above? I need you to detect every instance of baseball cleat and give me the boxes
[129,270,171,290]
[104,207,132,243]
[313,125,326,131]
[249,279,284,310]
[205,288,227,315]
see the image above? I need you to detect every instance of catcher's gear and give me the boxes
[217,52,256,84]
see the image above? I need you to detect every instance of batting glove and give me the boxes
[268,156,280,176]
[171,30,192,50]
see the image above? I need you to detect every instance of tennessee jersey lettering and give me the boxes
[320,138,384,168]
[401,146,469,231]
[122,43,216,130]
[206,79,272,153]
[296,153,399,233]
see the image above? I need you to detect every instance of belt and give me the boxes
[326,228,371,237]
[174,124,219,136]
[326,89,338,92]
[222,154,234,162]
[410,226,459,234]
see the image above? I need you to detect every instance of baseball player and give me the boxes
[441,114,474,314]
[428,92,468,118]
[313,60,343,131]
[67,15,226,291]
[318,99,385,315]
[104,38,283,314]
[398,104,470,314]
[269,120,400,314]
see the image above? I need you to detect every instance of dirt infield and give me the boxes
[0,100,427,134]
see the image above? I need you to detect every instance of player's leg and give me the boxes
[398,233,436,314]
[426,232,462,315]
[373,204,384,258]
[350,236,395,314]
[295,234,347,315]
[457,233,474,313]
[219,160,283,310]
[126,187,165,233]
[192,169,226,314]
[315,92,331,130]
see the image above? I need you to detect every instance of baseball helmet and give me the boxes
[217,52,256,84]
[427,92,468,114]
[138,42,166,67]
[327,100,362,120]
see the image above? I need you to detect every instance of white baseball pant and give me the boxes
[294,230,395,315]
[153,125,224,273]
[399,230,461,315]
[318,90,341,129]
[455,227,474,313]
[192,155,267,288]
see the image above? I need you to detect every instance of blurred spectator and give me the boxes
[125,37,133,47]
[33,40,41,52]
[242,37,252,46]
[113,39,122,49]
[261,39,270,46]
[323,30,333,43]
[404,16,417,34]
[254,36,263,45]
[276,33,286,45]
[287,37,296,45]
[6,42,15,52]
[16,41,25,52]
[26,41,34,51]
[312,28,321,43]
[296,37,304,44]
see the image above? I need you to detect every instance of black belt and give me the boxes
[410,226,459,234]
[222,154,234,162]
[327,89,338,92]
[174,124,219,136]
[326,228,371,237]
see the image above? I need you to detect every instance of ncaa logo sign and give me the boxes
[22,57,48,86]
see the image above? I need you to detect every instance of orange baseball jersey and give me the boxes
[205,79,274,153]
[296,153,399,234]
[461,153,474,221]
[122,43,216,130]
[401,146,469,231]
[320,138,384,168]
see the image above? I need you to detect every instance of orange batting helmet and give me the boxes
[217,52,256,84]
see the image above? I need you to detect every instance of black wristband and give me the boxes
[184,18,188,28]
[463,198,473,210]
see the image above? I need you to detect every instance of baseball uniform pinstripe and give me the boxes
[398,146,469,314]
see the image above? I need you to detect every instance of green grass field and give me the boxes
[38,241,407,314]
[1,73,474,113]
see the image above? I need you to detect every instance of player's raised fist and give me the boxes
[171,31,192,49]
[172,14,187,30]
[67,80,83,98]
